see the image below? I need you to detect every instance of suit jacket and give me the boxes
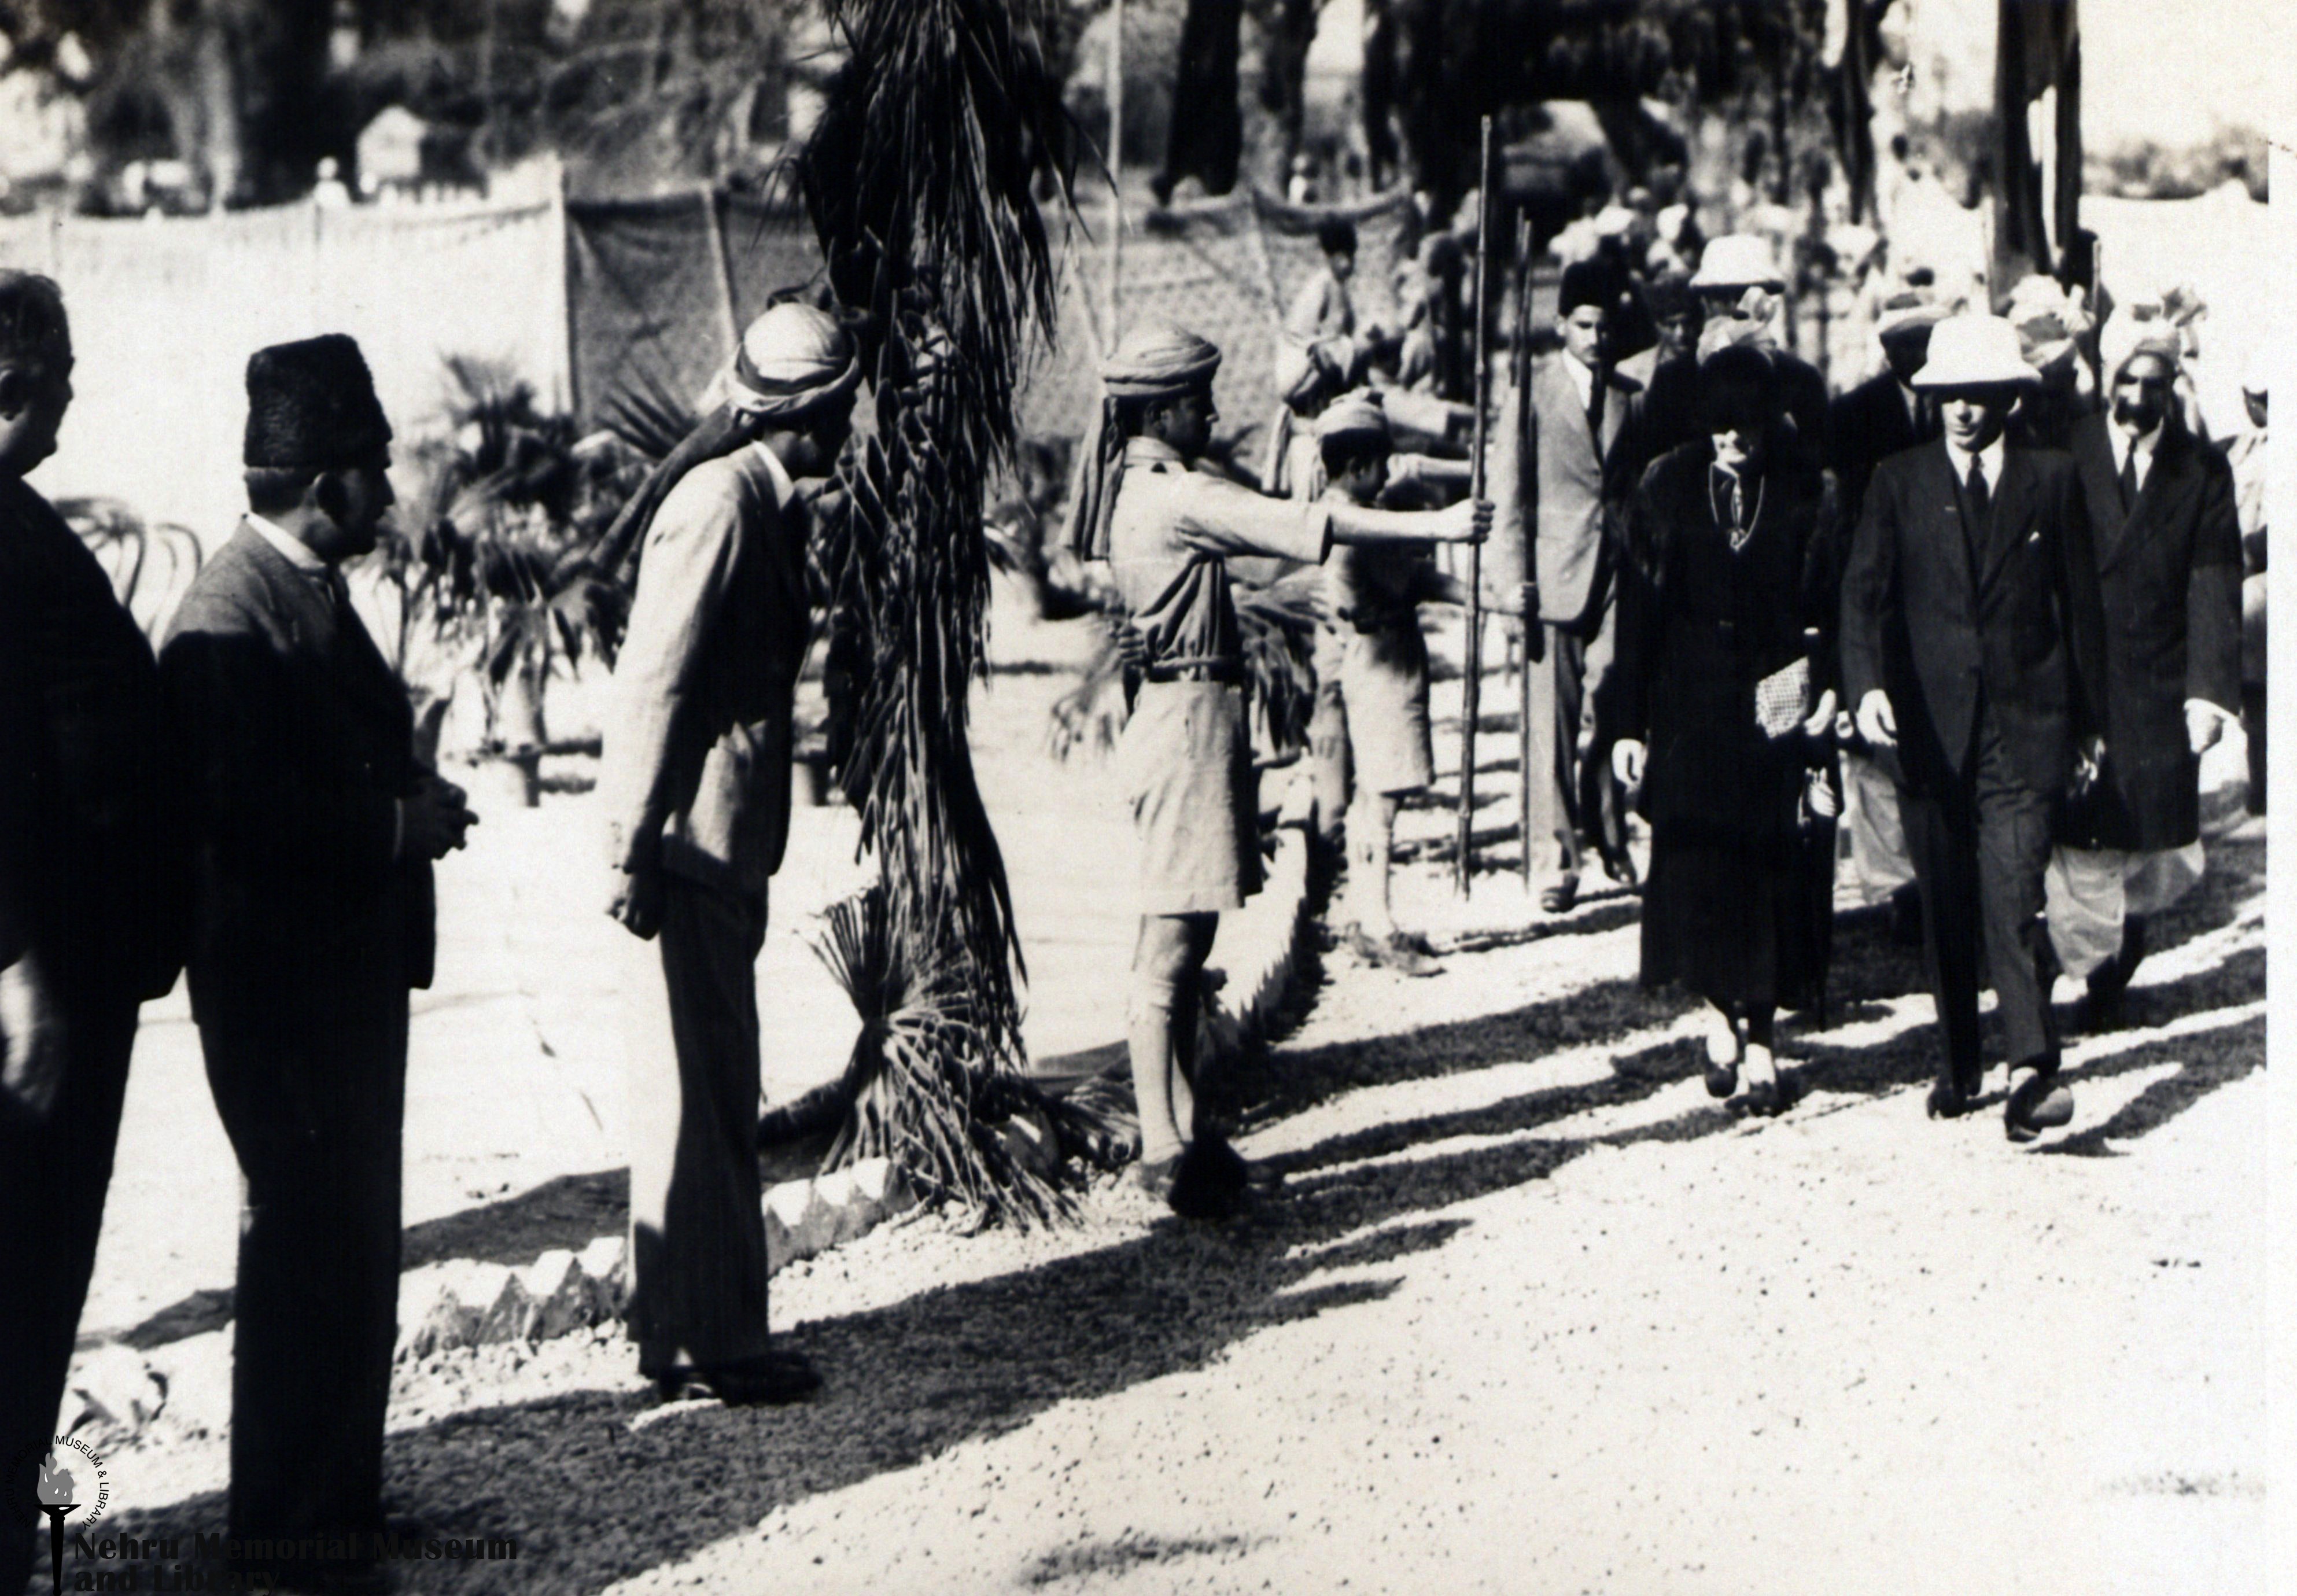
[1529,353,1642,632]
[599,446,812,897]
[1839,441,2106,798]
[2066,412,2242,850]
[1830,373,1936,528]
[0,478,178,1002]
[159,524,435,1028]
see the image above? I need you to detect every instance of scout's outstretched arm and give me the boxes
[1330,496,1490,548]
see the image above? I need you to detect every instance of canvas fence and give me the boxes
[0,197,570,543]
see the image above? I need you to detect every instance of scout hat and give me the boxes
[245,334,392,470]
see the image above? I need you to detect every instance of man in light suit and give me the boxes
[1841,314,2107,1141]
[0,272,179,1596]
[161,335,474,1592]
[600,301,861,1405]
[2063,320,2242,1029]
[1527,259,1643,911]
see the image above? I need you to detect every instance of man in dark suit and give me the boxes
[1841,313,2108,1141]
[1831,294,1948,525]
[600,302,860,1403]
[2063,323,2242,1029]
[161,336,474,1591]
[1831,293,1949,946]
[0,273,179,1596]
[1526,260,1643,911]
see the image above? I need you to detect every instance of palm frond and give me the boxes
[797,0,1080,1225]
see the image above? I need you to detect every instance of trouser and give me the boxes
[625,875,771,1373]
[1524,607,1623,879]
[2241,680,2265,814]
[1898,713,2059,1091]
[0,987,138,1596]
[198,990,408,1558]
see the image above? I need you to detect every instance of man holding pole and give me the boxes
[1066,322,1485,1215]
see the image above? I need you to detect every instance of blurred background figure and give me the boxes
[2228,357,2266,812]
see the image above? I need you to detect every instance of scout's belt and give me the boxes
[1143,657,1244,684]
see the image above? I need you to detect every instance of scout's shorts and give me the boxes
[1119,679,1262,916]
[1339,622,1435,797]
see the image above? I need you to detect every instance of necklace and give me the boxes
[1709,467,1765,552]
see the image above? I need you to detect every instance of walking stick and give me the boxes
[1454,116,1495,897]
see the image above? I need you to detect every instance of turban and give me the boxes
[1101,321,1222,400]
[245,334,393,471]
[1314,392,1390,445]
[2099,313,2182,381]
[724,303,862,419]
[598,300,862,581]
[1066,322,1225,559]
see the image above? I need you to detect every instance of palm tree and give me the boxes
[794,0,1085,1223]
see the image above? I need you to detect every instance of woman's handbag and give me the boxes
[1753,657,1811,739]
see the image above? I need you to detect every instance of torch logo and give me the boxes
[16,1436,108,1594]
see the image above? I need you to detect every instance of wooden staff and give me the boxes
[1454,116,1495,897]
[1510,211,1540,889]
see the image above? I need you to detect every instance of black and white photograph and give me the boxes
[0,0,2285,1590]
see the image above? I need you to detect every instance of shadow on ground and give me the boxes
[97,833,2264,1593]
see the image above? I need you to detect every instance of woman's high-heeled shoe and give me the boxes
[1740,1044,1786,1117]
[1704,1012,1742,1098]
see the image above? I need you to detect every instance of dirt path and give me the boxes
[76,607,2266,1595]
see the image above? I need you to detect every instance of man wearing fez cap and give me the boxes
[1524,258,1645,912]
[1839,312,2108,1140]
[0,272,179,1596]
[2058,317,2241,1031]
[598,299,860,1405]
[161,332,476,1586]
[1067,320,1485,1216]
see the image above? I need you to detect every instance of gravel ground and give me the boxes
[78,606,2266,1594]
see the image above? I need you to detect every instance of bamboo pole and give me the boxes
[1107,0,1126,340]
[1510,212,1538,890]
[1454,116,1494,897]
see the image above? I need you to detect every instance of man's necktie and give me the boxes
[1963,454,1990,568]
[2119,448,2140,512]
[1587,371,1606,441]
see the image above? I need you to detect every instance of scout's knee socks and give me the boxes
[1127,974,1188,1164]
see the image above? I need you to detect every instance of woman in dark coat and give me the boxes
[1609,344,1842,1114]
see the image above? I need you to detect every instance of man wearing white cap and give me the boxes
[2059,318,2241,1030]
[1840,312,2108,1140]
[1066,321,1485,1214]
[600,297,861,1405]
[1686,233,1830,456]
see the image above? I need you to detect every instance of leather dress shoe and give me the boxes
[1925,1079,1972,1119]
[2004,1070,2075,1144]
[651,1350,821,1406]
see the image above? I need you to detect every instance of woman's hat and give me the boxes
[1910,313,2042,389]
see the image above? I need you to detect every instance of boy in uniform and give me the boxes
[1067,322,1485,1212]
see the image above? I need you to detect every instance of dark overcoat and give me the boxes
[161,522,434,1024]
[2066,412,2243,850]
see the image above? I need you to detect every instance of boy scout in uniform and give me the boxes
[1066,322,1485,1214]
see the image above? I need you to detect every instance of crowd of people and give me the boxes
[0,171,2267,1591]
[1082,189,2258,1209]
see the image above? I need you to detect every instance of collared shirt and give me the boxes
[749,438,801,518]
[1942,434,2005,498]
[248,512,331,588]
[2106,418,2163,496]
[1107,436,1332,671]
[1560,350,1598,414]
